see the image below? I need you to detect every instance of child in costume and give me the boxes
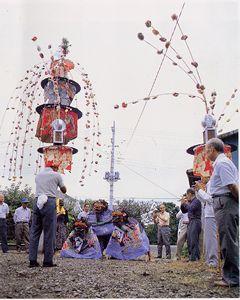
[61,218,102,259]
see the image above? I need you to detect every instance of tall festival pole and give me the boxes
[104,121,120,209]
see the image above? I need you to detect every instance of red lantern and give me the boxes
[36,107,78,143]
[43,145,73,173]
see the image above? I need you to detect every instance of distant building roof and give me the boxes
[218,129,238,139]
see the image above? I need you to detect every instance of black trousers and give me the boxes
[187,219,201,261]
[213,195,239,286]
[29,197,57,264]
[0,218,8,253]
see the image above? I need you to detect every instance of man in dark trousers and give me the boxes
[181,188,201,261]
[0,194,9,253]
[205,138,239,287]
[29,162,67,268]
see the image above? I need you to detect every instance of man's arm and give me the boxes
[196,189,213,204]
[176,210,183,219]
[228,184,239,201]
[60,186,67,194]
[58,174,67,193]
[158,213,169,222]
[219,162,238,201]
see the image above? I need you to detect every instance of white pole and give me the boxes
[109,121,115,210]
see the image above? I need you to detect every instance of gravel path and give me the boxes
[1,251,239,298]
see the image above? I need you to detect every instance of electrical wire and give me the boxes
[127,2,186,147]
[118,162,180,199]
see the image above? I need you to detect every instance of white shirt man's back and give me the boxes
[35,167,64,197]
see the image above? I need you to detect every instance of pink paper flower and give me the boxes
[159,37,167,42]
[152,29,159,35]
[171,14,178,21]
[191,61,198,68]
[165,41,170,48]
[181,35,188,40]
[145,20,152,27]
[137,33,144,40]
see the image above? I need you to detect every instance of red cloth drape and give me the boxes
[193,144,232,177]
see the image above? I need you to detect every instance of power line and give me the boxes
[119,162,180,199]
[127,3,186,147]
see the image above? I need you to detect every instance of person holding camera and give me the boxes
[181,188,201,261]
[153,204,171,259]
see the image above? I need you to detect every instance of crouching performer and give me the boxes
[87,200,114,253]
[60,218,102,259]
[105,211,151,260]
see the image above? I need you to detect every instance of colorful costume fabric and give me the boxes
[87,208,114,252]
[60,226,102,259]
[105,217,150,260]
[87,209,114,236]
[56,214,68,250]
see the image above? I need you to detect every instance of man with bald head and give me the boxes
[153,203,171,259]
[205,137,239,287]
[0,194,9,253]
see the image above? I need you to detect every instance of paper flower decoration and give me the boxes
[145,20,152,27]
[137,33,144,41]
[171,14,178,21]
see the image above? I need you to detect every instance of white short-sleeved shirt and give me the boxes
[0,202,9,218]
[176,210,189,222]
[13,206,31,223]
[208,153,238,195]
[35,167,65,197]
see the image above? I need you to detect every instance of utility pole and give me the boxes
[104,121,120,210]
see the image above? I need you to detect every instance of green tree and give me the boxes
[145,223,158,244]
[115,198,151,224]
[164,202,179,245]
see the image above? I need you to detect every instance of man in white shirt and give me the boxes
[0,194,9,253]
[153,204,171,259]
[29,163,67,268]
[14,198,31,253]
[195,179,218,268]
[205,138,239,287]
[176,195,189,260]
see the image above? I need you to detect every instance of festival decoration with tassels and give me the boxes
[0,37,102,186]
[114,7,238,179]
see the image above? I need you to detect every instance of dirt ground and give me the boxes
[0,251,239,298]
